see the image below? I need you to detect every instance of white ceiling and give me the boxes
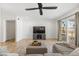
[0,3,79,20]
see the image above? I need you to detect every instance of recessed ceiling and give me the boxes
[0,3,79,19]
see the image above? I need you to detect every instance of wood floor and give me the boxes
[0,39,58,55]
[0,40,16,53]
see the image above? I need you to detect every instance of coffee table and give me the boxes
[26,46,47,55]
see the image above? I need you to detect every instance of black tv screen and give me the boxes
[33,26,45,33]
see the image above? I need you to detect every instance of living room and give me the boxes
[0,3,79,56]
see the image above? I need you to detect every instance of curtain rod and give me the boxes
[58,13,76,21]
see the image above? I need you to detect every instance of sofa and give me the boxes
[52,43,77,56]
[26,42,79,56]
[44,43,79,56]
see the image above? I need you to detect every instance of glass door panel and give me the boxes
[58,15,76,47]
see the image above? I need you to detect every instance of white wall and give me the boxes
[0,8,57,42]
[0,8,4,41]
[0,7,17,42]
[0,9,57,42]
[0,16,3,41]
[16,16,57,41]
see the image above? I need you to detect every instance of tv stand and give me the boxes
[33,26,46,40]
[33,33,46,40]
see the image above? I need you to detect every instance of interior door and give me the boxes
[6,20,16,41]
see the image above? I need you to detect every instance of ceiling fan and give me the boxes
[25,3,57,15]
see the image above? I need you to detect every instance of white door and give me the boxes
[6,20,16,41]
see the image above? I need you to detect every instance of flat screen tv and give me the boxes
[33,26,45,33]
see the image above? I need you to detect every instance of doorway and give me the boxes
[6,20,16,42]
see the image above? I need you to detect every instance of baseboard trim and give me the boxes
[16,37,57,42]
[0,40,5,42]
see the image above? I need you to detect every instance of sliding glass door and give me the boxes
[58,15,76,47]
[58,19,67,41]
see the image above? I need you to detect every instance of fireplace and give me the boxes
[33,26,46,40]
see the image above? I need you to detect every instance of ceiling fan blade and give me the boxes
[38,3,43,15]
[25,8,38,10]
[43,7,57,9]
[39,9,43,15]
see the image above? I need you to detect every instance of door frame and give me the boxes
[5,20,16,42]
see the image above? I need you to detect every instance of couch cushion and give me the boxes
[69,48,79,56]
